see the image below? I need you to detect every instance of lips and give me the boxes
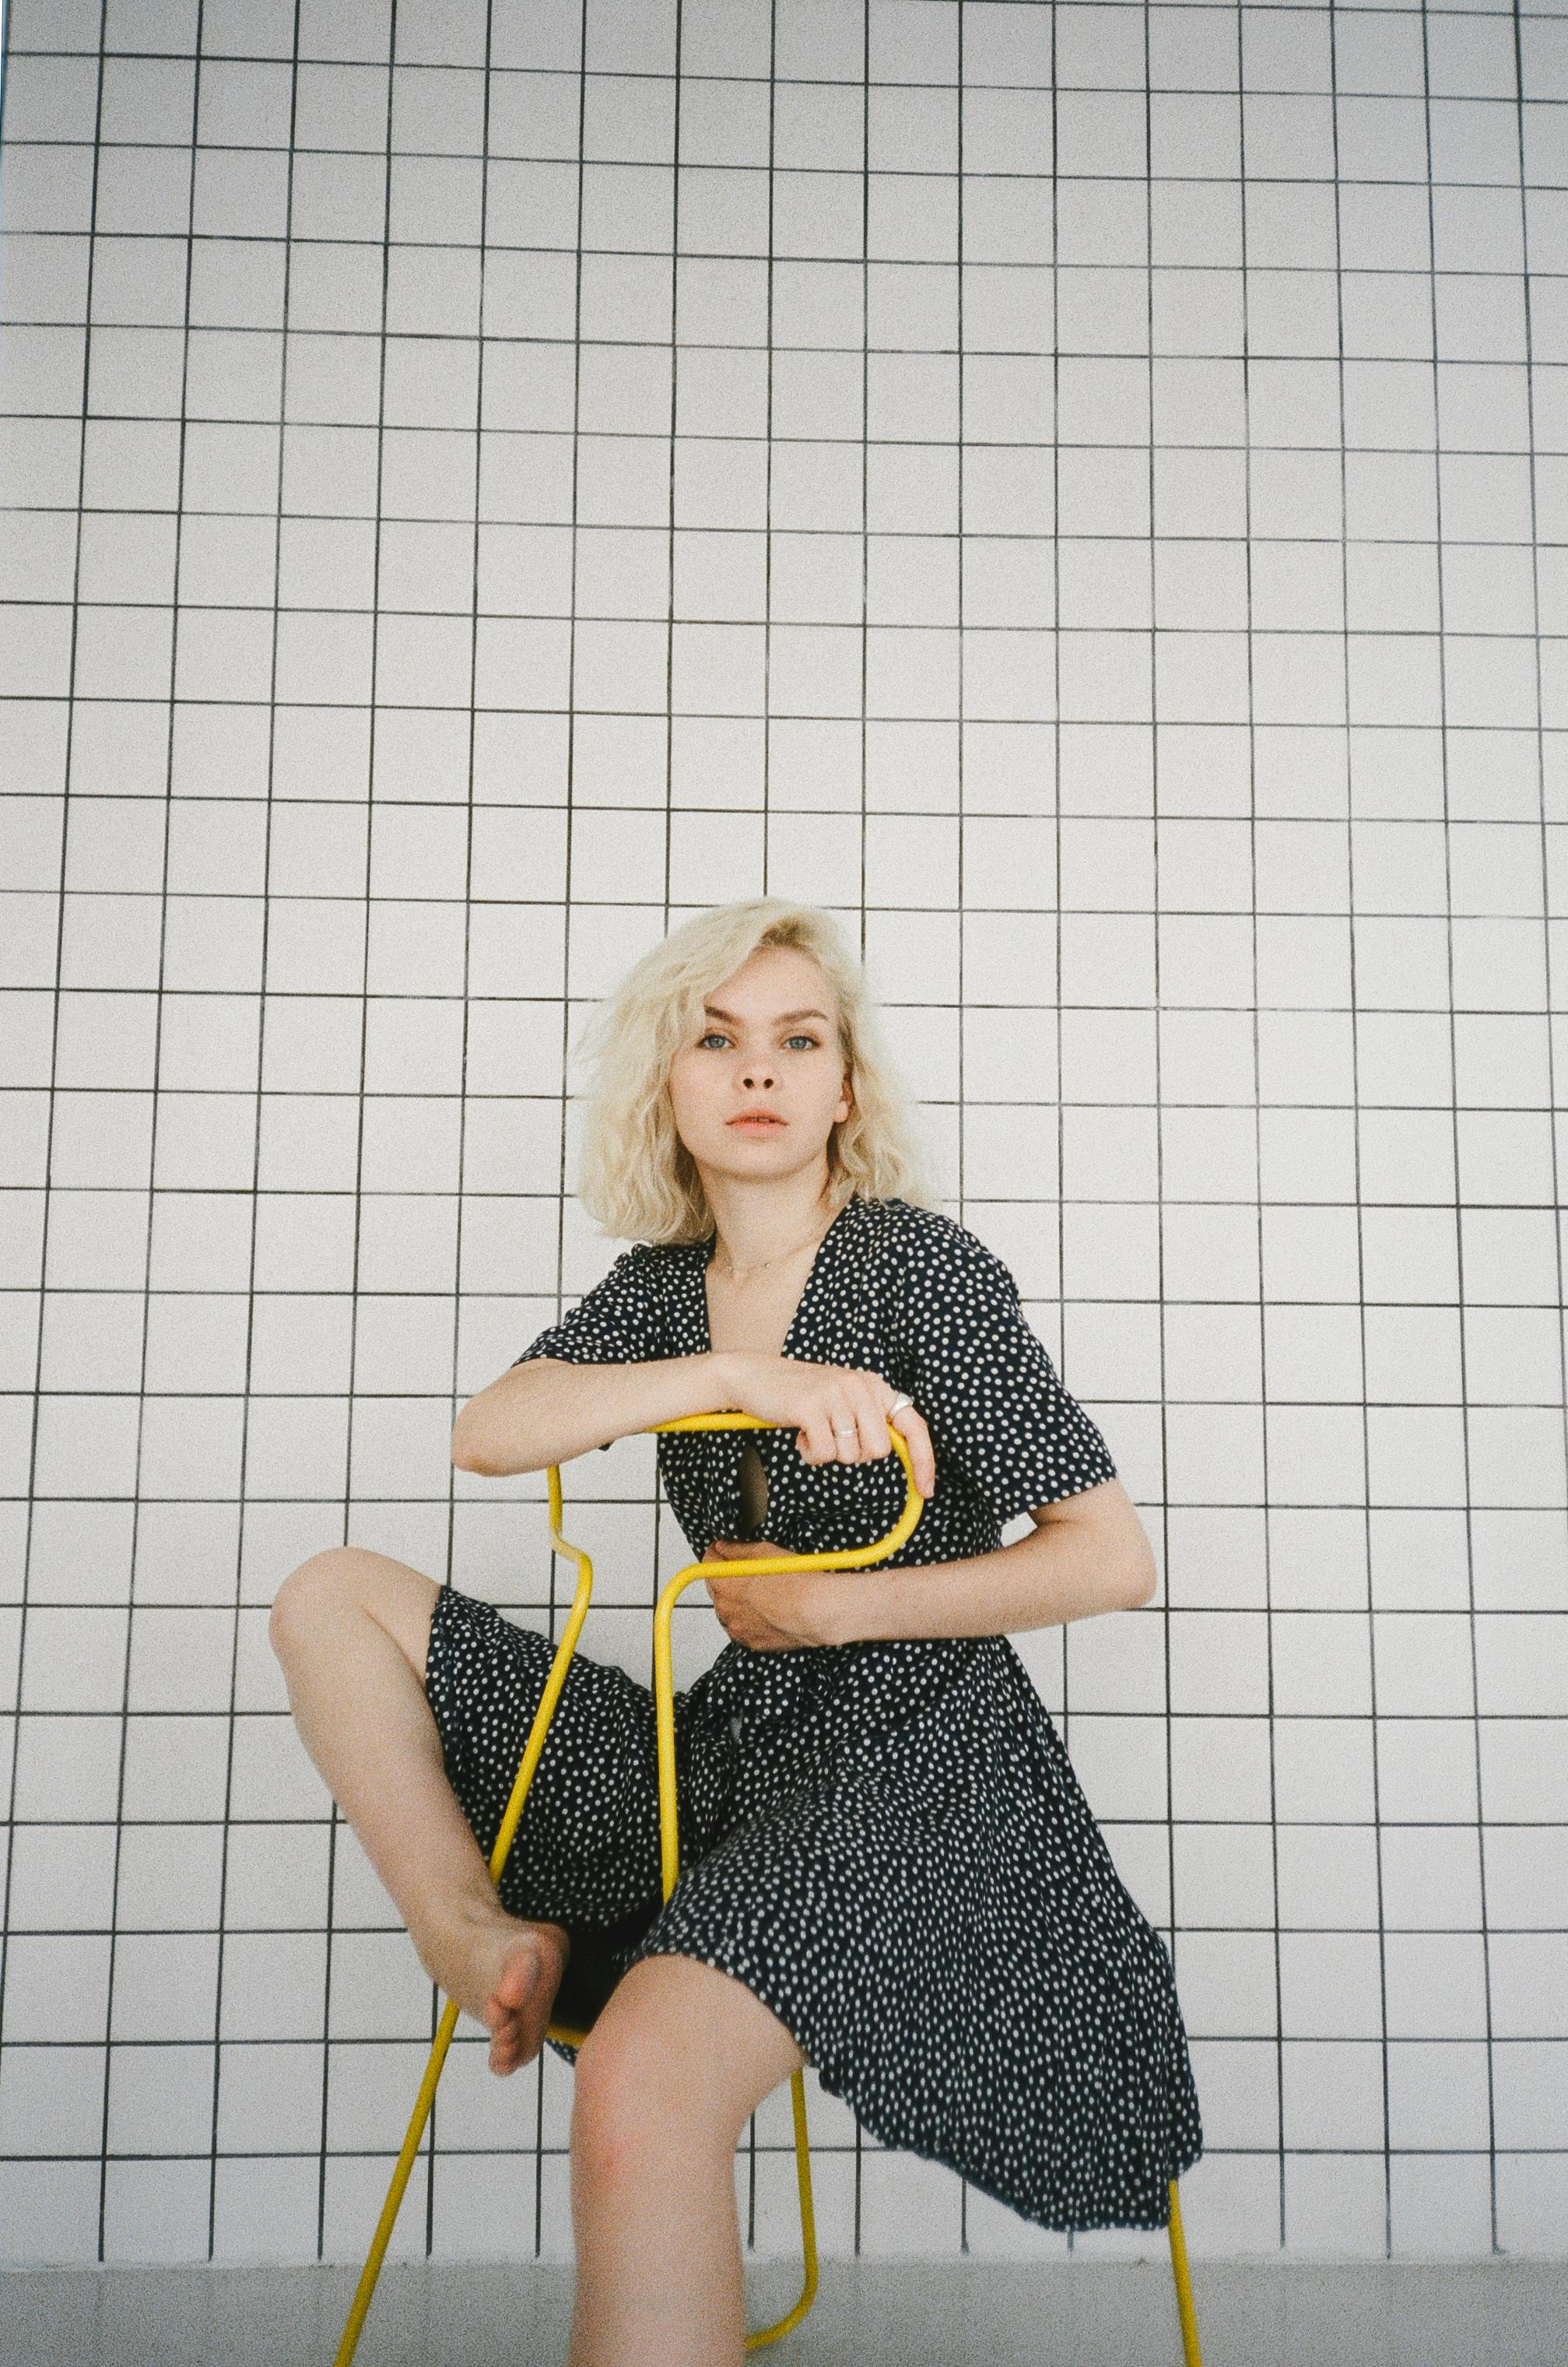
[728,1115,785,1129]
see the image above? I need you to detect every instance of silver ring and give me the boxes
[887,1394,912,1417]
[833,1421,854,1437]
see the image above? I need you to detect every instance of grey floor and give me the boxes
[4,2260,1566,2365]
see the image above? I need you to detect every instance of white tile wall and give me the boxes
[1,0,1565,2277]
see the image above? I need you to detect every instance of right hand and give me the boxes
[719,1354,936,1500]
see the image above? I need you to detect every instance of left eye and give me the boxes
[700,1033,818,1051]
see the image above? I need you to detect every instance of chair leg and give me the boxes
[742,2066,819,2351]
[335,1522,598,2367]
[1166,2176,1203,2365]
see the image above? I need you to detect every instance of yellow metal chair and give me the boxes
[333,1411,1203,2364]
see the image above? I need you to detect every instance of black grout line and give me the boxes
[201,0,303,2268]
[302,0,402,2268]
[507,0,591,2254]
[85,0,203,2263]
[1044,61,1063,1972]
[0,0,111,2197]
[5,439,1562,468]
[851,0,875,2253]
[1140,0,1174,2197]
[852,0,870,2260]
[17,107,1563,160]
[954,0,968,2258]
[1418,0,1500,2261]
[2,1600,1560,1619]
[1239,0,1286,2234]
[1506,0,1567,2265]
[421,0,496,2263]
[6,1810,1561,1831]
[9,1081,1568,1097]
[6,297,1565,331]
[1054,0,1077,2260]
[1328,0,1394,2263]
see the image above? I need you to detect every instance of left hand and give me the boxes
[700,1537,846,1652]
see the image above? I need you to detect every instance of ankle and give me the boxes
[412,1884,568,1961]
[409,1880,496,1963]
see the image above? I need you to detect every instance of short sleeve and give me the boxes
[513,1248,662,1447]
[896,1220,1117,1524]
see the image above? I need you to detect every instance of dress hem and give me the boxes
[607,1930,1202,2238]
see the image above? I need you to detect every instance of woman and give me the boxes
[269,897,1202,2366]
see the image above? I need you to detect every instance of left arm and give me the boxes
[703,1477,1156,1652]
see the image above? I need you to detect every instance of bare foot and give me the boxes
[414,1896,571,2076]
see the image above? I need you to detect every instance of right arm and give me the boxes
[451,1349,935,1491]
[451,1350,742,1477]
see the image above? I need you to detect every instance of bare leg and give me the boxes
[567,1953,807,2367]
[268,1547,570,2074]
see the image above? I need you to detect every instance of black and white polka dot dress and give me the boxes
[423,1191,1203,2232]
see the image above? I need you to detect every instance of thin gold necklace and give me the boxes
[709,1206,839,1287]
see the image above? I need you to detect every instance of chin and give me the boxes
[724,1131,799,1160]
[716,1134,804,1169]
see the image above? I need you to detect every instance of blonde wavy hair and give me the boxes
[574,899,942,1245]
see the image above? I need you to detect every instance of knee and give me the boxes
[570,2045,665,2190]
[572,2011,742,2185]
[268,1549,360,1656]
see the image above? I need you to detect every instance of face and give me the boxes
[665,945,853,1192]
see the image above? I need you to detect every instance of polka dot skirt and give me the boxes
[424,1192,1203,2232]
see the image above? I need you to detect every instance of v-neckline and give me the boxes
[694,1191,859,1363]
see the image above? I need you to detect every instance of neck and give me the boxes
[702,1167,846,1279]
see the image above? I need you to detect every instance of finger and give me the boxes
[829,1400,864,1463]
[804,1399,851,1465]
[846,1383,893,1463]
[857,1382,893,1458]
[889,1403,935,1497]
[800,1412,840,1467]
[854,1393,889,1461]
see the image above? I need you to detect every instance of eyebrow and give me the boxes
[702,1005,830,1026]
